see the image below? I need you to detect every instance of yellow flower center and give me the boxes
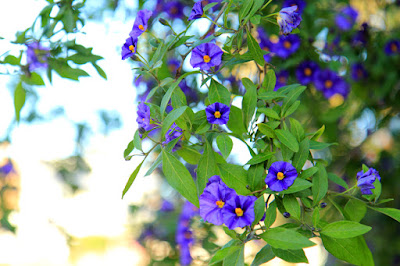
[278,76,286,84]
[170,6,178,15]
[329,93,344,108]
[325,80,333,89]
[263,47,269,52]
[277,172,285,180]
[138,24,144,31]
[391,43,398,52]
[270,35,279,44]
[216,200,225,208]
[214,111,221,118]
[235,208,244,217]
[284,41,291,49]
[304,68,312,76]
[129,45,135,52]
[203,55,211,63]
[184,231,192,239]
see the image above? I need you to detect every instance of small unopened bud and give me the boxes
[139,127,146,134]
[159,18,170,26]
[320,202,327,208]
[283,212,290,218]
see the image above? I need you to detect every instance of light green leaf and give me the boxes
[258,123,276,139]
[247,30,265,66]
[197,140,218,195]
[162,150,199,207]
[281,178,312,194]
[246,152,275,165]
[242,78,258,128]
[216,134,233,159]
[247,163,266,191]
[122,161,144,198]
[258,91,286,101]
[327,172,349,189]
[299,167,318,179]
[133,130,142,152]
[223,245,244,266]
[289,118,305,142]
[344,199,367,222]
[310,125,325,141]
[209,240,241,265]
[251,244,275,266]
[264,200,277,228]
[252,196,266,227]
[321,221,371,239]
[275,129,299,152]
[14,82,26,122]
[144,152,162,177]
[209,79,231,106]
[227,106,247,136]
[292,138,310,171]
[283,195,301,219]
[281,85,306,116]
[271,248,308,263]
[312,208,320,227]
[257,107,280,120]
[368,207,400,223]
[161,106,187,136]
[218,163,250,195]
[283,100,300,117]
[260,227,315,250]
[123,140,135,160]
[261,69,276,93]
[177,146,202,165]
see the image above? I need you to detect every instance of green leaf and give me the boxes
[247,163,266,191]
[327,172,349,189]
[281,178,312,194]
[251,244,275,266]
[161,106,187,136]
[162,150,199,207]
[275,129,299,152]
[258,123,276,139]
[209,240,241,265]
[309,140,337,150]
[260,227,315,250]
[245,152,274,165]
[247,30,265,66]
[123,140,135,160]
[321,235,374,266]
[252,196,266,227]
[292,138,310,171]
[363,178,381,202]
[312,208,320,227]
[144,152,162,177]
[14,82,26,122]
[257,107,280,120]
[281,85,306,116]
[50,58,89,80]
[283,195,301,219]
[344,199,367,222]
[204,2,218,11]
[92,63,107,80]
[299,167,318,179]
[177,146,201,165]
[368,207,400,223]
[3,55,20,65]
[321,221,371,239]
[312,164,328,205]
[239,0,254,22]
[227,106,247,136]
[218,163,250,195]
[133,130,142,152]
[223,244,244,266]
[242,78,258,128]
[216,134,233,159]
[310,125,325,141]
[258,91,286,101]
[271,248,308,263]
[62,7,75,32]
[170,35,194,49]
[209,79,231,106]
[283,100,300,117]
[197,140,218,195]
[264,200,277,228]
[289,118,305,142]
[261,69,276,93]
[122,161,144,198]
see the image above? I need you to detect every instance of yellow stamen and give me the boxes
[284,41,291,49]
[263,47,269,52]
[203,55,211,63]
[235,208,244,217]
[138,24,144,31]
[277,172,285,180]
[184,231,192,239]
[391,43,398,52]
[278,77,286,84]
[325,80,333,89]
[214,111,221,118]
[216,200,225,208]
[304,68,312,76]
[129,45,135,52]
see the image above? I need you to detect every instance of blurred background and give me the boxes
[1,0,400,265]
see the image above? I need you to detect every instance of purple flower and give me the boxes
[296,61,319,85]
[129,9,152,38]
[167,58,180,74]
[199,175,236,225]
[352,23,369,47]
[26,42,50,71]
[265,161,298,191]
[258,28,274,62]
[160,199,175,212]
[351,63,368,81]
[222,195,257,229]
[188,2,204,21]
[275,70,289,90]
[205,102,230,125]
[0,160,14,176]
[136,102,151,131]
[384,39,400,56]
[274,34,300,59]
[190,43,223,71]
[180,80,198,103]
[277,6,302,35]
[165,1,184,19]
[283,0,306,14]
[179,244,192,266]
[121,36,138,60]
[314,69,349,99]
[357,168,381,195]
[162,123,183,151]
[176,201,198,265]
[335,6,358,31]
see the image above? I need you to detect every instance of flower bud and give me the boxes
[283,212,290,218]
[320,202,327,208]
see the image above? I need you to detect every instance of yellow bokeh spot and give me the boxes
[304,68,312,76]
[325,80,333,89]
[235,208,244,217]
[329,93,344,108]
[216,200,225,208]
[270,35,279,44]
[277,172,285,180]
[138,24,144,31]
[203,55,211,63]
[129,45,135,52]
[214,111,221,118]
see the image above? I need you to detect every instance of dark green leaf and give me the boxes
[260,227,315,250]
[247,163,266,191]
[177,146,201,165]
[246,152,274,165]
[239,0,254,23]
[258,91,286,101]
[312,164,328,205]
[247,30,265,66]
[216,134,233,159]
[162,150,199,207]
[161,106,187,136]
[283,100,300,117]
[252,196,266,227]
[218,163,250,195]
[209,79,231,105]
[281,178,312,194]
[197,140,218,195]
[283,195,301,219]
[292,139,310,171]
[264,200,277,228]
[92,63,107,80]
[271,248,308,263]
[261,69,276,93]
[299,167,318,179]
[312,207,320,227]
[275,129,299,152]
[251,244,275,266]
[258,123,276,139]
[309,140,337,150]
[289,118,304,142]
[122,161,144,198]
[227,106,247,136]
[257,107,280,120]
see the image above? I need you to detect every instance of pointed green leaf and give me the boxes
[197,140,218,195]
[258,123,276,139]
[246,152,275,165]
[227,106,247,135]
[122,161,144,198]
[327,172,349,189]
[251,244,275,266]
[247,30,265,66]
[271,248,308,263]
[177,146,202,165]
[144,152,162,177]
[312,164,328,205]
[264,200,277,228]
[261,69,276,93]
[368,207,400,223]
[260,227,315,250]
[289,118,305,142]
[252,196,266,227]
[299,167,318,179]
[218,163,250,195]
[292,138,310,171]
[275,129,299,152]
[344,199,367,222]
[247,163,266,191]
[257,107,280,120]
[209,79,231,105]
[283,195,301,219]
[321,221,371,239]
[216,134,233,159]
[242,78,258,128]
[162,106,187,136]
[14,82,26,122]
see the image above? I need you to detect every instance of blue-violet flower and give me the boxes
[265,161,298,191]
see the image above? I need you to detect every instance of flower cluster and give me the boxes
[357,168,381,195]
[265,161,298,192]
[176,201,199,266]
[200,176,257,230]
[258,29,301,60]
